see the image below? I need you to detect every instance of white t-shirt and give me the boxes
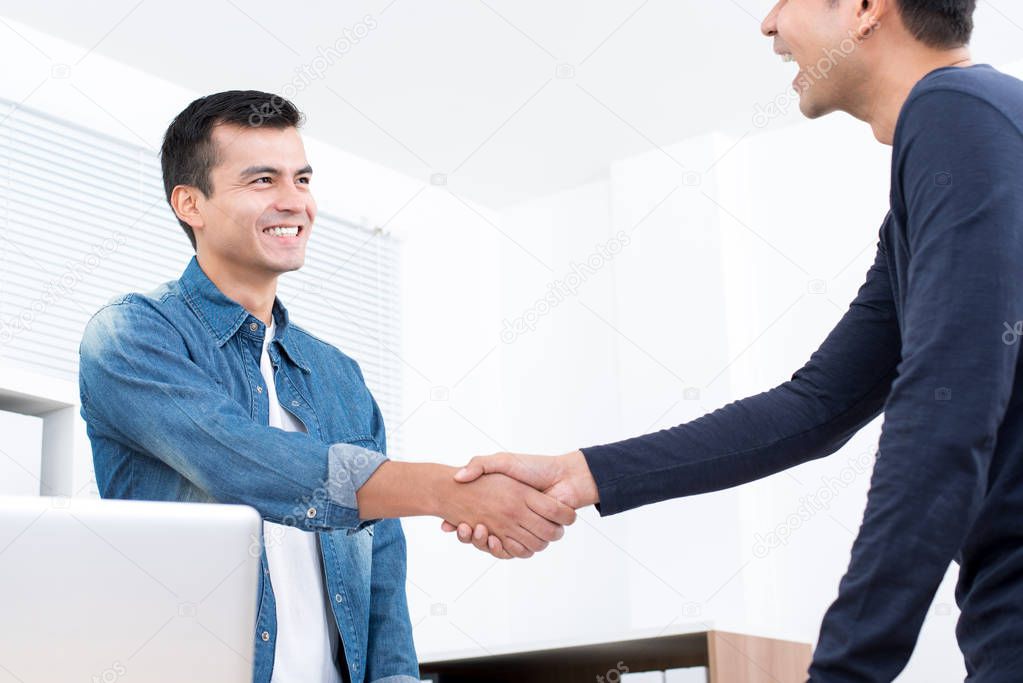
[260,318,344,683]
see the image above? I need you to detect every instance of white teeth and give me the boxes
[264,226,300,237]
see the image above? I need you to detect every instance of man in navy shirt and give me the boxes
[445,0,1023,679]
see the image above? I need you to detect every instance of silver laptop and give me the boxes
[0,495,262,683]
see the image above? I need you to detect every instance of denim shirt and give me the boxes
[78,257,420,683]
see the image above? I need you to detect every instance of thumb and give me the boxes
[454,456,490,482]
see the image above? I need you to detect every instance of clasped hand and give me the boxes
[440,450,598,560]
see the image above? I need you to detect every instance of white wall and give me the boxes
[0,410,43,497]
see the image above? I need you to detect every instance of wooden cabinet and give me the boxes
[420,629,811,682]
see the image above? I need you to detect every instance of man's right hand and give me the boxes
[355,460,577,560]
[440,450,599,557]
[436,470,577,559]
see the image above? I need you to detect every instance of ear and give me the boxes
[855,0,887,39]
[170,185,205,234]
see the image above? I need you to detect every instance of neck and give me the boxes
[195,252,278,325]
[850,46,972,145]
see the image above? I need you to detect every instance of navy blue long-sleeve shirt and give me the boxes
[581,64,1023,681]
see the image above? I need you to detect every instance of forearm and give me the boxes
[356,461,456,519]
[582,369,893,515]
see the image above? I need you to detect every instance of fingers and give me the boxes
[469,523,487,550]
[518,501,565,544]
[498,535,532,559]
[441,521,456,533]
[454,452,513,483]
[526,489,577,527]
[445,521,514,562]
[487,535,514,559]
[444,468,575,559]
[451,520,536,560]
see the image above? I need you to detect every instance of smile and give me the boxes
[262,225,302,237]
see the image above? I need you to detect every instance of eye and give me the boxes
[297,176,311,185]
[253,176,272,184]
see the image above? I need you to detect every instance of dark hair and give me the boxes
[896,0,976,48]
[160,90,304,250]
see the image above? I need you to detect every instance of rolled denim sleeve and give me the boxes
[79,297,386,531]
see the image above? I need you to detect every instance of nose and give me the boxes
[274,181,308,215]
[761,1,781,37]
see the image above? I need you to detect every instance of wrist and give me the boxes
[421,463,459,518]
[562,449,599,506]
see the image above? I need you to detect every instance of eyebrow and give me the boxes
[239,164,313,177]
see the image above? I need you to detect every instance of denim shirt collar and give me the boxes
[178,256,311,373]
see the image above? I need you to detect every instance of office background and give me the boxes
[3,2,1023,680]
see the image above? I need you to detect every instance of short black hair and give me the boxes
[160,90,304,250]
[896,0,976,49]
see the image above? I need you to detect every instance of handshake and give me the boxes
[437,450,599,560]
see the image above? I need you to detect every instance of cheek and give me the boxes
[777,2,814,53]
[228,196,267,235]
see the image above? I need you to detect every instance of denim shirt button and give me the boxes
[261,630,270,641]
[256,386,263,394]
[335,593,343,603]
[291,400,300,407]
[306,507,317,518]
[249,322,258,332]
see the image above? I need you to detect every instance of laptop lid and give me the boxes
[0,495,262,683]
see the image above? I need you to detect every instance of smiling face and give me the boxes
[762,0,877,119]
[191,123,316,280]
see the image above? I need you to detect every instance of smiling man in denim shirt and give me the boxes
[78,91,576,683]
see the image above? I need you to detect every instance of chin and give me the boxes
[280,258,306,273]
[798,94,831,120]
[265,255,306,275]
